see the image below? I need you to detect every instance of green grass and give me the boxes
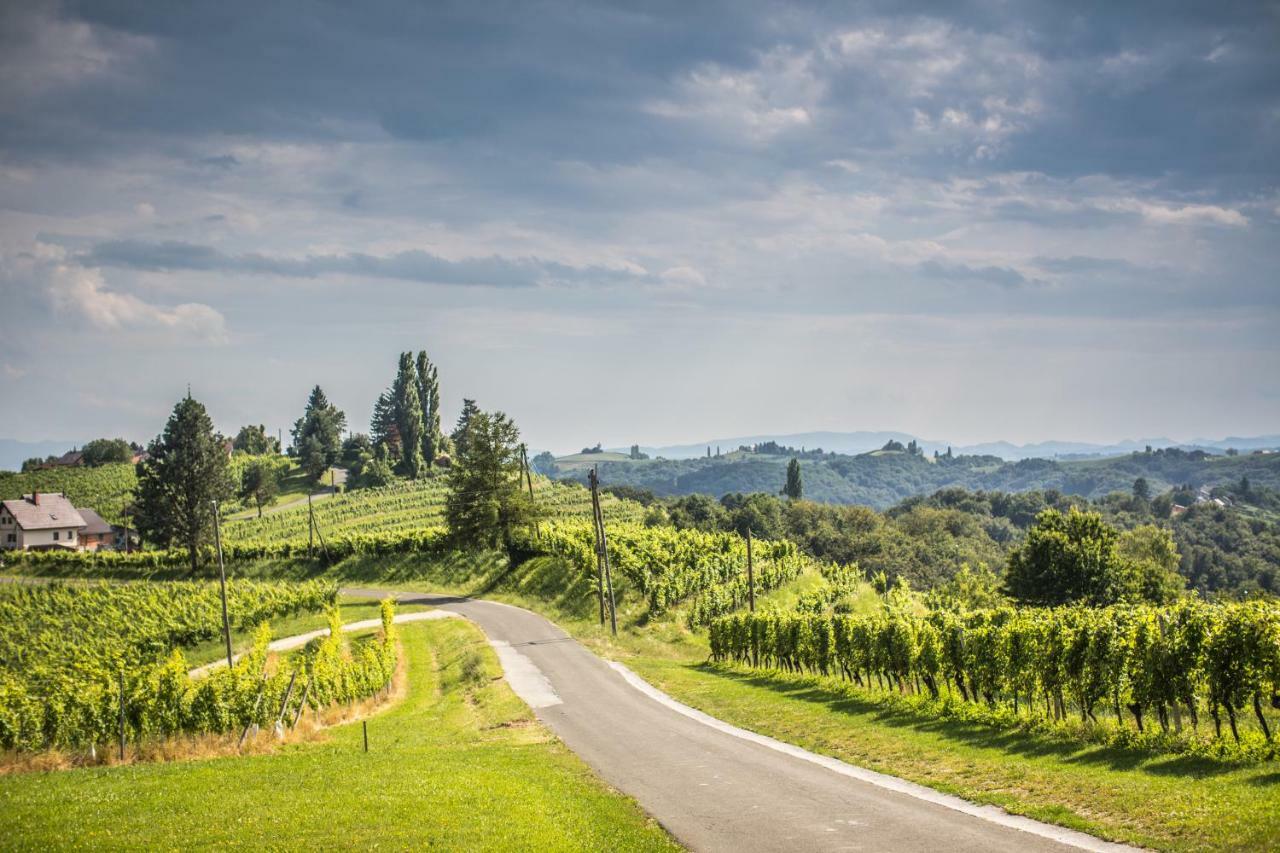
[0,618,677,852]
[181,595,432,667]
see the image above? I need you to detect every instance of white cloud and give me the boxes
[2,245,228,344]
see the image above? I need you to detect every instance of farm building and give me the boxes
[0,492,124,552]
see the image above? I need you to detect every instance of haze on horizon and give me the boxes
[1,1,1277,455]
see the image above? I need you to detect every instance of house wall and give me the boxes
[80,532,112,552]
[0,510,17,550]
[14,527,81,550]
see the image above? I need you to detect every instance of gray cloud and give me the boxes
[917,259,1036,289]
[79,240,656,288]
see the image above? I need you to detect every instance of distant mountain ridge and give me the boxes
[610,432,1280,461]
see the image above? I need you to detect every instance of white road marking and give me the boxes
[489,640,563,708]
[607,661,1138,853]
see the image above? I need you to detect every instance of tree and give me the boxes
[232,424,279,455]
[1116,524,1185,603]
[290,386,346,481]
[370,389,400,461]
[1132,477,1151,503]
[239,457,280,518]
[444,409,536,549]
[451,398,480,458]
[416,350,443,469]
[81,438,132,466]
[340,433,373,469]
[1003,507,1136,606]
[392,352,426,478]
[134,395,234,572]
[782,458,803,500]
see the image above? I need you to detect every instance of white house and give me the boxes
[0,492,86,551]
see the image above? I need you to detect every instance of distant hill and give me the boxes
[609,432,1280,462]
[559,446,1280,508]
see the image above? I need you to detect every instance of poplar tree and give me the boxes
[393,352,426,478]
[134,394,234,573]
[416,350,442,469]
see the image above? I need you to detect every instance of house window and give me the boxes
[68,530,75,540]
[6,534,14,543]
[53,531,59,540]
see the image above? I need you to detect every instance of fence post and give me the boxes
[118,669,126,761]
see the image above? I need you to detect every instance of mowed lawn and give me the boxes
[1,619,677,852]
[624,657,1280,852]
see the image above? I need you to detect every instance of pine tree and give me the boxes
[416,350,442,469]
[445,408,536,548]
[291,386,346,481]
[452,398,480,458]
[134,395,234,572]
[782,458,803,500]
[392,352,426,478]
[370,390,400,461]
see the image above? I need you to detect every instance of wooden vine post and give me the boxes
[212,500,233,669]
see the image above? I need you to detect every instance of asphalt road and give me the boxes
[343,588,1133,853]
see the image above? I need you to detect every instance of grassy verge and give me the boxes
[0,618,677,851]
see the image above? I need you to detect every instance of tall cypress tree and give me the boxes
[393,352,426,478]
[782,458,803,500]
[370,389,400,461]
[134,395,234,573]
[416,350,442,470]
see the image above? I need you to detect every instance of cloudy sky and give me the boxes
[1,0,1277,453]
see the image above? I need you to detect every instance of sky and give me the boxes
[1,0,1277,454]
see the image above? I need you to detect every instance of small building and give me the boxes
[76,508,116,551]
[0,493,86,550]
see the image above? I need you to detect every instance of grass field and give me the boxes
[0,618,677,851]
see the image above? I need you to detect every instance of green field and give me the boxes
[0,618,677,851]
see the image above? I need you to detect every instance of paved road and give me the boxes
[343,588,1133,853]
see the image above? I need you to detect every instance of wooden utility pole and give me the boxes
[746,527,755,613]
[308,491,314,559]
[122,504,130,554]
[588,467,617,635]
[587,468,606,625]
[520,444,539,540]
[212,500,234,669]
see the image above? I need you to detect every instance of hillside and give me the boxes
[553,447,1280,509]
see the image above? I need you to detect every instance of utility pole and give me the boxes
[122,503,130,554]
[588,467,617,635]
[212,500,233,669]
[746,527,755,613]
[587,468,606,626]
[308,491,314,559]
[520,443,538,540]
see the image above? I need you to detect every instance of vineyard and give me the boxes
[537,520,815,623]
[0,463,137,525]
[222,476,644,544]
[709,599,1280,755]
[0,580,398,753]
